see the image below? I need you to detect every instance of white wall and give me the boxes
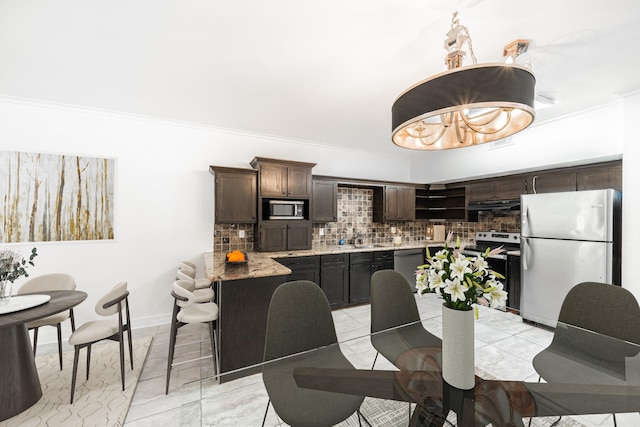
[0,97,412,344]
[622,93,640,299]
[408,102,624,183]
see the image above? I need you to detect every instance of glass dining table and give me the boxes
[198,300,640,426]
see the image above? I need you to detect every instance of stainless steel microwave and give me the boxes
[268,200,305,220]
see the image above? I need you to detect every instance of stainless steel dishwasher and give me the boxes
[393,248,424,293]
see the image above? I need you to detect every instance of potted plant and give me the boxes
[0,247,38,304]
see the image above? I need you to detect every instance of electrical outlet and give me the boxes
[239,230,245,238]
[319,228,324,236]
[223,237,230,244]
[391,226,397,234]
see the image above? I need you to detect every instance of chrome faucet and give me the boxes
[353,233,365,247]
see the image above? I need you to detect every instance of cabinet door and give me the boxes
[321,264,348,307]
[384,186,400,221]
[493,176,527,200]
[214,171,257,223]
[529,171,576,194]
[312,180,338,222]
[349,263,372,304]
[577,163,622,192]
[260,163,287,197]
[467,181,496,202]
[397,186,416,220]
[287,166,312,198]
[259,223,287,252]
[287,222,312,250]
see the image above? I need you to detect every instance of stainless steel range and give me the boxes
[462,231,521,311]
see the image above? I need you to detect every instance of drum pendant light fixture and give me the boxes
[392,12,536,150]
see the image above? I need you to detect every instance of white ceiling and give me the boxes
[1,0,639,156]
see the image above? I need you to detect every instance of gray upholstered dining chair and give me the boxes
[17,273,77,370]
[165,279,219,394]
[68,281,133,403]
[261,280,369,427]
[531,281,640,426]
[370,269,442,371]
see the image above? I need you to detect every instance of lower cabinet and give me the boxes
[349,252,374,304]
[320,254,349,307]
[274,256,320,283]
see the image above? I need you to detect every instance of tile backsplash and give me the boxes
[213,187,520,252]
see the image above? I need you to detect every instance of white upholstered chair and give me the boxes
[17,273,77,370]
[178,262,212,289]
[68,281,133,403]
[175,269,214,302]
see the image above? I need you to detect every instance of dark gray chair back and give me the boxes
[371,269,420,333]
[559,282,640,345]
[264,280,338,361]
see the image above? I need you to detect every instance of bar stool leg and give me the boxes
[165,303,180,394]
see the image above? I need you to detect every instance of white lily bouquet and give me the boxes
[416,233,507,314]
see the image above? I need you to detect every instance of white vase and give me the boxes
[441,304,475,389]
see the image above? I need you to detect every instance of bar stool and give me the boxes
[165,280,219,394]
[179,262,212,289]
[175,269,214,302]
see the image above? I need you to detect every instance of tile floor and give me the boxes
[42,293,640,426]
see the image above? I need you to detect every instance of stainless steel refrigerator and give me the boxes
[520,189,622,327]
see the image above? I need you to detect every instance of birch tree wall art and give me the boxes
[1,150,114,243]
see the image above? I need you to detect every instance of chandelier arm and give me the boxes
[453,112,467,144]
[417,125,448,147]
[461,109,512,135]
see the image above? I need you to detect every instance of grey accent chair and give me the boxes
[532,282,640,427]
[261,280,368,427]
[370,270,442,371]
[17,273,77,370]
[68,281,133,403]
[165,279,219,394]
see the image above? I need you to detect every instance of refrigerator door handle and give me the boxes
[522,237,529,271]
[521,205,530,237]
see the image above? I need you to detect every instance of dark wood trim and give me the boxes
[250,157,316,170]
[313,174,427,189]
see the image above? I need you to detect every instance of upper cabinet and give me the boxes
[527,170,576,194]
[467,176,527,202]
[311,179,338,222]
[576,161,622,192]
[209,166,257,224]
[251,157,315,199]
[373,185,415,222]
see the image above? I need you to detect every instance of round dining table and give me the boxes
[0,290,87,421]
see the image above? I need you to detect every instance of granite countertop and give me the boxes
[204,241,446,282]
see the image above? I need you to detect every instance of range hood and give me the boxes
[466,199,521,211]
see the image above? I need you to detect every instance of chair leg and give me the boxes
[127,325,134,370]
[613,413,617,427]
[371,352,379,369]
[261,399,271,427]
[57,323,63,370]
[165,305,180,394]
[70,346,80,404]
[86,344,92,380]
[209,321,218,377]
[32,327,39,356]
[119,327,126,391]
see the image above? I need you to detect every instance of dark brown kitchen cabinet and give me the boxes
[527,171,577,194]
[275,256,320,283]
[576,161,622,192]
[467,176,526,202]
[258,221,312,252]
[209,166,257,223]
[374,185,415,222]
[251,157,315,198]
[311,179,338,222]
[320,254,349,307]
[349,252,373,304]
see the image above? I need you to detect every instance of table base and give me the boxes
[0,324,42,421]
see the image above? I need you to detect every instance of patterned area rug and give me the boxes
[4,336,152,427]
